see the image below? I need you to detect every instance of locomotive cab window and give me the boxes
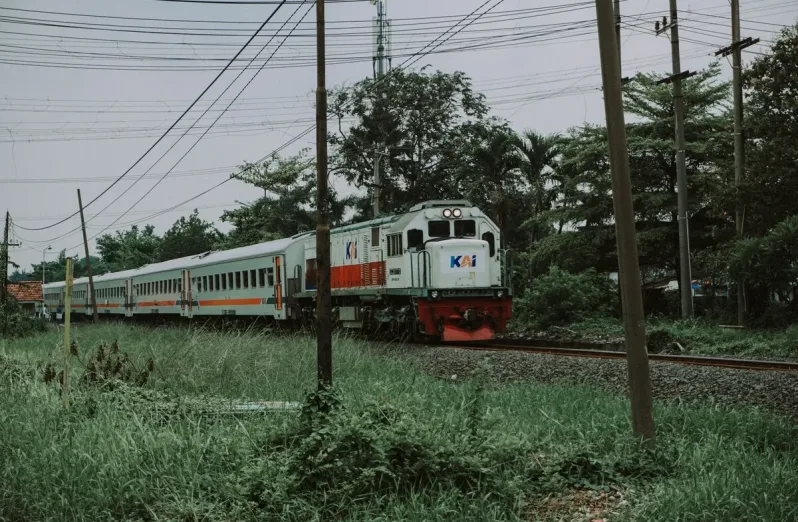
[482,232,496,257]
[387,233,403,257]
[454,220,476,237]
[407,229,424,249]
[428,220,450,238]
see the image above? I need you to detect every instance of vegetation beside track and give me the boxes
[508,316,798,361]
[1,324,796,521]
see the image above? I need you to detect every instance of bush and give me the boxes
[512,267,618,330]
[0,300,47,338]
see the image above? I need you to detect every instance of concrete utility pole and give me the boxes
[315,0,333,388]
[77,189,99,323]
[372,0,390,218]
[595,0,656,446]
[732,0,745,326]
[656,1,694,319]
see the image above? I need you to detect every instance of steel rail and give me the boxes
[448,342,798,372]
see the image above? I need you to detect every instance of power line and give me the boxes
[13,1,289,232]
[63,3,315,250]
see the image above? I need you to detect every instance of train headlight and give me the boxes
[452,208,462,218]
[496,290,504,298]
[431,290,439,299]
[442,209,453,218]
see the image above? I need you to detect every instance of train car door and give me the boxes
[274,256,283,313]
[125,279,135,317]
[180,270,193,318]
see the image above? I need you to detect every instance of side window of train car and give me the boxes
[221,273,227,291]
[215,274,221,291]
[482,232,496,257]
[228,272,234,290]
[267,267,275,287]
[243,271,249,289]
[407,229,423,249]
[258,269,266,288]
[250,270,257,288]
[428,221,450,238]
[236,272,242,289]
[454,220,476,237]
[371,226,380,246]
[387,233,403,257]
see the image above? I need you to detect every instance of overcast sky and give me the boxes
[1,0,794,272]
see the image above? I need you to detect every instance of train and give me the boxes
[43,200,512,341]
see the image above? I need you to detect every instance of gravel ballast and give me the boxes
[405,346,798,419]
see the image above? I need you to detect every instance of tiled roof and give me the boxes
[8,281,43,302]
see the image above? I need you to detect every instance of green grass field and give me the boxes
[1,323,797,521]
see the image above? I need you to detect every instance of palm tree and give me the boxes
[513,130,561,242]
[468,126,524,240]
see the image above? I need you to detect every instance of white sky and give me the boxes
[1,0,794,272]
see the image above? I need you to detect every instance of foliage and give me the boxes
[743,24,798,237]
[158,209,222,261]
[728,214,798,318]
[1,324,797,521]
[0,299,47,338]
[512,267,618,330]
[221,151,352,248]
[96,224,161,272]
[9,270,31,282]
[329,68,492,217]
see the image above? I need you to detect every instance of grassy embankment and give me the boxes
[0,323,796,521]
[512,316,798,360]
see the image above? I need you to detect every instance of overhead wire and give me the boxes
[62,2,316,251]
[12,0,289,231]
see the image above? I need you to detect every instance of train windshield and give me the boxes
[454,220,476,237]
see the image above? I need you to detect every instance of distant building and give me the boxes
[7,281,43,316]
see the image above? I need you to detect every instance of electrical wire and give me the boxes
[12,0,289,232]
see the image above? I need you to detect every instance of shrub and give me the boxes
[0,300,47,338]
[512,267,618,330]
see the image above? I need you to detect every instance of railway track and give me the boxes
[451,341,798,372]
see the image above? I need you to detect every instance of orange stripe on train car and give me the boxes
[137,301,177,307]
[198,298,263,307]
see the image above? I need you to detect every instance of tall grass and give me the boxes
[0,323,796,521]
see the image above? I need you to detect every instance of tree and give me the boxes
[537,65,733,284]
[158,210,221,262]
[329,68,490,215]
[743,24,798,236]
[9,270,31,282]
[221,151,351,248]
[512,130,561,243]
[457,122,525,243]
[96,225,161,272]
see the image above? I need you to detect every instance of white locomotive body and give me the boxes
[43,200,512,341]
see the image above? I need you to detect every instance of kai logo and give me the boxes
[346,240,358,261]
[450,255,477,268]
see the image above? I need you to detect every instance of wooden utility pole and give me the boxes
[1,211,8,307]
[315,0,333,387]
[77,189,99,323]
[63,258,73,408]
[732,0,745,326]
[614,0,621,70]
[595,0,656,445]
